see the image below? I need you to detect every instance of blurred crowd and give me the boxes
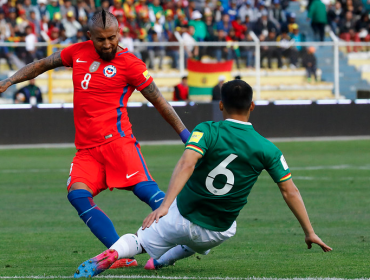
[1,0,369,72]
[315,0,370,52]
[0,0,302,70]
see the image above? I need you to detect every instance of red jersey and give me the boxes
[60,40,153,149]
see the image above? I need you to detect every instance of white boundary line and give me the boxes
[0,136,370,150]
[0,277,369,280]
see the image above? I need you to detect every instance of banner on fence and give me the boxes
[188,60,233,96]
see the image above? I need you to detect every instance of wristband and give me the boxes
[179,129,191,144]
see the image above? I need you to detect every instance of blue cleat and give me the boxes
[74,249,118,278]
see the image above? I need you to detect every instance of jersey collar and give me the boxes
[225,118,252,126]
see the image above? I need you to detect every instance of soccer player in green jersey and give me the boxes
[74,80,332,278]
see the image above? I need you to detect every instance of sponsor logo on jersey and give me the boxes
[142,70,150,80]
[103,65,117,78]
[67,176,71,187]
[189,132,204,143]
[280,155,289,170]
[89,61,101,73]
[105,134,113,139]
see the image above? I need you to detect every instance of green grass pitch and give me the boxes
[0,140,369,279]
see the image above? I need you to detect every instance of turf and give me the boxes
[0,140,369,279]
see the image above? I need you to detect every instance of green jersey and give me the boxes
[177,119,292,232]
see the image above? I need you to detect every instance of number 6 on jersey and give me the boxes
[81,73,91,90]
[206,154,238,196]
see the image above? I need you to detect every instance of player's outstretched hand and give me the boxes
[305,233,332,252]
[142,206,169,230]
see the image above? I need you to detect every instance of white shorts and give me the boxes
[137,199,237,260]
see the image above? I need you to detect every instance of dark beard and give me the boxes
[96,46,117,61]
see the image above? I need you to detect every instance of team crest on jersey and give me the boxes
[103,65,117,78]
[89,61,101,73]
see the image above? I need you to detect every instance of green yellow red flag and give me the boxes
[188,60,233,96]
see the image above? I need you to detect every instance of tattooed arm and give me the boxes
[0,51,64,95]
[141,81,187,135]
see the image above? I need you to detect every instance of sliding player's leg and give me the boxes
[144,245,199,270]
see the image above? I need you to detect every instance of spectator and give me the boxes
[276,29,298,68]
[269,0,287,29]
[226,28,241,68]
[46,0,61,21]
[302,46,317,82]
[60,0,75,19]
[0,39,13,70]
[327,1,344,34]
[125,12,139,39]
[148,29,165,70]
[50,12,64,31]
[23,0,38,19]
[166,27,180,69]
[232,16,248,39]
[238,0,257,23]
[184,0,197,21]
[289,23,304,52]
[242,15,254,32]
[120,27,142,60]
[0,9,10,39]
[62,11,82,38]
[163,9,176,39]
[135,0,149,18]
[284,12,296,33]
[25,25,37,64]
[123,0,135,18]
[253,10,276,37]
[109,0,124,17]
[29,11,41,34]
[339,11,360,51]
[214,29,228,61]
[36,0,50,21]
[17,10,30,34]
[173,76,189,101]
[240,32,255,68]
[355,12,370,42]
[216,13,232,33]
[149,0,164,24]
[189,10,207,42]
[182,25,198,65]
[71,28,87,43]
[212,75,225,101]
[13,79,43,104]
[204,11,217,41]
[213,1,224,23]
[226,0,238,21]
[75,0,89,22]
[260,29,282,68]
[308,0,327,41]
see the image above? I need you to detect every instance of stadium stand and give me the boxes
[1,0,370,102]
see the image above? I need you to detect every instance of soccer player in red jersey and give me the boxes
[0,10,191,268]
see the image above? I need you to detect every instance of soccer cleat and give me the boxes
[109,258,138,269]
[144,258,156,270]
[74,249,118,278]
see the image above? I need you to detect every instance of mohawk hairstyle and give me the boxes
[88,9,118,31]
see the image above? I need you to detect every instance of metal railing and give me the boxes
[1,35,370,102]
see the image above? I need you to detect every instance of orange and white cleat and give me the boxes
[109,258,138,269]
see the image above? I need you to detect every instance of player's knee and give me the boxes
[67,189,95,216]
[110,234,143,259]
[68,182,93,194]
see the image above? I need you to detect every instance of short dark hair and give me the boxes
[221,79,253,113]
